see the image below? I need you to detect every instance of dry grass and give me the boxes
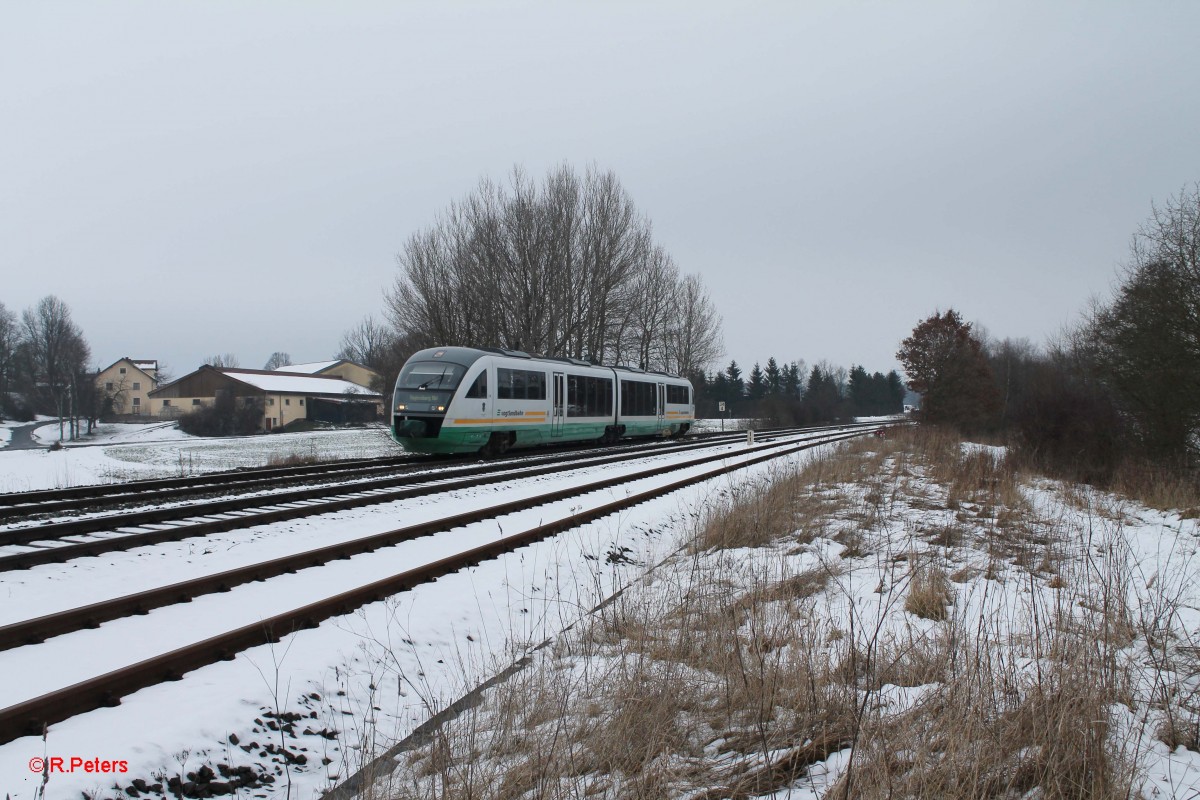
[265,451,322,467]
[831,648,1128,799]
[354,425,1163,800]
[1110,460,1200,515]
[904,564,953,621]
[694,432,916,552]
[382,550,864,799]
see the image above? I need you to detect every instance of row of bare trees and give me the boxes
[382,165,723,378]
[0,295,94,437]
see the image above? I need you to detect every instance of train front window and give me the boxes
[394,361,466,412]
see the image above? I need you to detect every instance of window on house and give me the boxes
[268,398,275,406]
[285,398,290,406]
[105,382,113,391]
[299,399,304,406]
[119,367,126,374]
[163,399,171,407]
[192,399,201,406]
[133,382,140,390]
[132,397,140,406]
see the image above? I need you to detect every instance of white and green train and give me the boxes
[391,346,695,455]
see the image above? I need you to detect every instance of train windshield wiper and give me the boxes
[416,369,451,391]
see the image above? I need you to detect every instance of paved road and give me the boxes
[3,422,46,451]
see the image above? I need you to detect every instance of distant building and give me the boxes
[149,365,383,430]
[272,359,380,391]
[95,358,159,417]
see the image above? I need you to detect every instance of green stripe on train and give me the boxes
[393,419,688,454]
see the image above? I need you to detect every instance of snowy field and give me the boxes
[0,422,399,494]
[0,424,838,799]
[0,418,754,495]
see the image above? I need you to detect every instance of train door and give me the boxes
[656,383,666,431]
[463,366,490,421]
[551,372,566,437]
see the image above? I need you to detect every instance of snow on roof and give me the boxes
[221,369,379,397]
[274,360,339,374]
[132,360,158,370]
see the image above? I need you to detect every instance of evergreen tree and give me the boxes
[782,362,802,399]
[747,362,767,402]
[724,360,744,399]
[847,365,869,415]
[764,357,782,395]
[886,370,905,413]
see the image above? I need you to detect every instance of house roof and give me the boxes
[150,365,382,399]
[98,357,158,380]
[219,368,379,397]
[274,360,341,374]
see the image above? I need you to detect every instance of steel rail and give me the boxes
[0,425,880,570]
[0,427,875,745]
[0,429,763,523]
[0,428,870,651]
[0,422,881,520]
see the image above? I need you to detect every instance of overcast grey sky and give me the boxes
[3,2,1198,379]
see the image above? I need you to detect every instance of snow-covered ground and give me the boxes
[0,423,397,494]
[0,427,839,800]
[0,418,775,495]
[346,434,1200,800]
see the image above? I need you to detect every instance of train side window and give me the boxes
[465,370,488,399]
[667,385,689,404]
[567,375,612,416]
[497,368,517,399]
[620,380,656,415]
[496,367,549,400]
[527,371,546,400]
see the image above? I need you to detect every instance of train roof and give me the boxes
[407,346,687,380]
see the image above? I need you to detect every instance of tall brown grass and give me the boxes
[349,426,1152,799]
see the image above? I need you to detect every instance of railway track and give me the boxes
[0,422,884,571]
[0,422,883,522]
[0,422,895,746]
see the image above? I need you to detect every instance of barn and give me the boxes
[148,365,383,430]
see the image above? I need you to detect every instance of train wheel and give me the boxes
[481,432,512,458]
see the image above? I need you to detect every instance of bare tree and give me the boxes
[20,295,90,439]
[385,163,717,374]
[205,353,240,369]
[665,273,724,376]
[0,302,17,416]
[337,316,391,368]
[263,352,292,371]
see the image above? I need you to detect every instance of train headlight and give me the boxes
[396,403,407,410]
[436,405,446,412]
